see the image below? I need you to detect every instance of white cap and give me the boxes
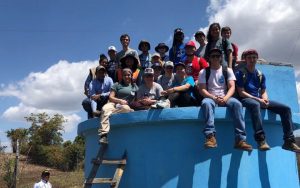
[108,46,117,52]
[152,52,161,58]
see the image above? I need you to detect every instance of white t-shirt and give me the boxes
[198,66,236,97]
[34,180,52,188]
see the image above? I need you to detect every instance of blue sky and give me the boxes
[0,0,210,148]
[1,0,300,151]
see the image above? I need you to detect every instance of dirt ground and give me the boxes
[0,154,84,188]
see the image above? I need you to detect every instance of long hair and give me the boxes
[206,23,221,43]
[121,68,134,87]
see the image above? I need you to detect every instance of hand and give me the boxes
[263,98,269,105]
[119,99,128,105]
[216,97,226,106]
[141,98,153,105]
[161,91,168,96]
[91,94,101,101]
[258,98,268,108]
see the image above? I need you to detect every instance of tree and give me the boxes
[63,136,85,170]
[25,113,66,164]
[6,128,29,153]
[5,113,85,171]
[0,140,7,153]
[26,113,65,146]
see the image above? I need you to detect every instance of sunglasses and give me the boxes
[210,54,221,59]
[145,74,154,78]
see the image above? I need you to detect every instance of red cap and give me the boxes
[185,41,196,48]
[242,49,259,60]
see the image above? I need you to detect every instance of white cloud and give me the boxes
[0,60,97,132]
[203,0,300,103]
[202,0,300,66]
[63,114,82,132]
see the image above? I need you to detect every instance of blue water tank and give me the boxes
[78,64,300,188]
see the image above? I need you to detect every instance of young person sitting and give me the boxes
[99,68,138,144]
[235,49,300,152]
[89,66,113,117]
[198,48,252,151]
[161,62,197,107]
[132,68,168,110]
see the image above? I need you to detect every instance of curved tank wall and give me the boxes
[78,64,300,188]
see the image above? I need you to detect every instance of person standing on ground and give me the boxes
[34,170,52,188]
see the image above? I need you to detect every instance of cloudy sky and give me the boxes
[1,0,300,151]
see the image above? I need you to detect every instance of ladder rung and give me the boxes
[92,159,127,165]
[85,178,117,184]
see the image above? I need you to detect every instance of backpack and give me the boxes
[240,67,263,86]
[234,67,263,99]
[193,65,228,104]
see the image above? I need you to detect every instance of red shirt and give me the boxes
[184,56,209,81]
[232,43,238,59]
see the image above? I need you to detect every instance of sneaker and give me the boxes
[204,134,217,148]
[99,134,108,145]
[282,140,300,153]
[257,140,270,151]
[234,140,253,151]
[93,110,101,118]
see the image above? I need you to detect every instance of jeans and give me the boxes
[82,96,108,119]
[241,98,295,141]
[201,97,247,141]
[82,98,93,119]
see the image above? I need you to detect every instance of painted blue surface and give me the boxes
[78,65,300,188]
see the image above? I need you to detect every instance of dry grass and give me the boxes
[0,154,84,188]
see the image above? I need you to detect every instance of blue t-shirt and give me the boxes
[169,43,185,65]
[235,69,266,98]
[172,76,195,98]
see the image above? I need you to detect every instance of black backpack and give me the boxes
[193,65,228,103]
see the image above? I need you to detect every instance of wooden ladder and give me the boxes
[84,144,127,188]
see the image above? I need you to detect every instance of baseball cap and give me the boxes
[41,170,50,177]
[185,41,196,48]
[96,65,106,72]
[164,61,174,67]
[194,31,205,37]
[144,68,154,75]
[108,46,117,52]
[209,48,222,55]
[242,49,259,59]
[174,62,186,69]
[152,53,161,58]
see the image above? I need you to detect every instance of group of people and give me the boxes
[82,23,300,153]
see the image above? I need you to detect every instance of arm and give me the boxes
[100,78,113,97]
[162,83,191,95]
[109,90,128,105]
[223,80,235,101]
[199,83,217,100]
[89,81,100,100]
[84,73,92,96]
[237,87,267,106]
[227,51,233,68]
